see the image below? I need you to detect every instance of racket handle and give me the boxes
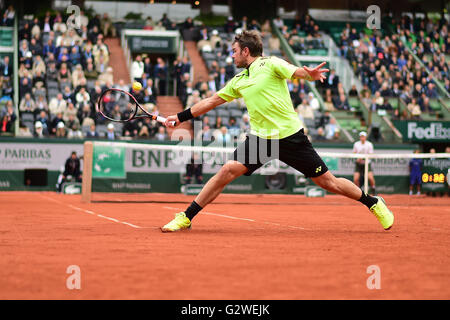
[156,116,176,126]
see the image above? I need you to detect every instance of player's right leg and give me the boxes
[161,161,248,232]
[161,134,265,232]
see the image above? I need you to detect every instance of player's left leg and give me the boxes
[279,129,393,230]
[311,171,393,230]
[161,161,248,232]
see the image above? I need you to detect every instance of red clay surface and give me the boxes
[0,191,449,300]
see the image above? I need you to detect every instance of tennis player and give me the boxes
[162,30,393,232]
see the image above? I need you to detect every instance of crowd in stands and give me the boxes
[2,7,184,140]
[0,6,15,135]
[336,15,449,120]
[277,14,327,55]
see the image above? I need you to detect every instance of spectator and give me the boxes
[296,99,314,120]
[48,93,67,117]
[186,90,201,109]
[57,151,82,192]
[409,149,423,196]
[131,55,144,83]
[240,113,251,134]
[57,63,72,86]
[225,57,235,79]
[33,121,49,138]
[379,98,393,111]
[323,95,336,111]
[353,131,376,194]
[62,85,74,102]
[314,127,327,141]
[138,125,150,139]
[85,124,99,138]
[326,69,339,91]
[84,63,97,83]
[63,102,77,122]
[78,103,95,127]
[154,57,167,95]
[50,112,64,135]
[155,126,167,141]
[143,56,153,79]
[307,92,320,110]
[324,117,339,140]
[104,123,116,140]
[32,55,46,77]
[65,113,80,131]
[407,98,421,119]
[0,55,12,78]
[19,93,36,113]
[224,16,236,34]
[348,85,358,97]
[67,123,83,139]
[226,118,239,139]
[268,33,280,51]
[0,105,16,134]
[98,66,114,86]
[215,126,231,144]
[19,76,33,99]
[95,54,108,74]
[35,110,50,132]
[184,153,203,185]
[334,94,350,111]
[101,13,116,38]
[210,30,222,49]
[182,17,194,30]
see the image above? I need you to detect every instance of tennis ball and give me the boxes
[132,81,142,91]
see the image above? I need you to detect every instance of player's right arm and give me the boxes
[165,75,240,128]
[190,94,226,117]
[165,93,226,127]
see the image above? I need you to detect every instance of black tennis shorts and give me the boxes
[232,129,328,178]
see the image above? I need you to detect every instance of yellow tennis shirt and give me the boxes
[217,56,302,139]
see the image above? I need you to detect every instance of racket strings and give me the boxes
[98,90,138,122]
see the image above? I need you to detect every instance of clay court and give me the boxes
[1,191,449,300]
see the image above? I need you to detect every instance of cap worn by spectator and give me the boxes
[35,121,42,128]
[359,131,367,137]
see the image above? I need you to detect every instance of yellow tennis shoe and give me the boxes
[370,196,394,230]
[161,212,191,232]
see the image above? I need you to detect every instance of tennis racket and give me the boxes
[97,88,175,125]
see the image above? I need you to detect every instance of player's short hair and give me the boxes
[233,30,263,57]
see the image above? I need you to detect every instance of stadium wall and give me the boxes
[0,139,421,194]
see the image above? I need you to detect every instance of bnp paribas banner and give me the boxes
[0,142,84,170]
[90,144,414,194]
[120,146,413,176]
[393,120,450,142]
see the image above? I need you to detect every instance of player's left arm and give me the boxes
[271,57,328,82]
[293,62,329,82]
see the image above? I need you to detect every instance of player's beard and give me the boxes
[234,54,247,69]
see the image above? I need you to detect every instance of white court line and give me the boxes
[162,206,308,230]
[40,194,143,229]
